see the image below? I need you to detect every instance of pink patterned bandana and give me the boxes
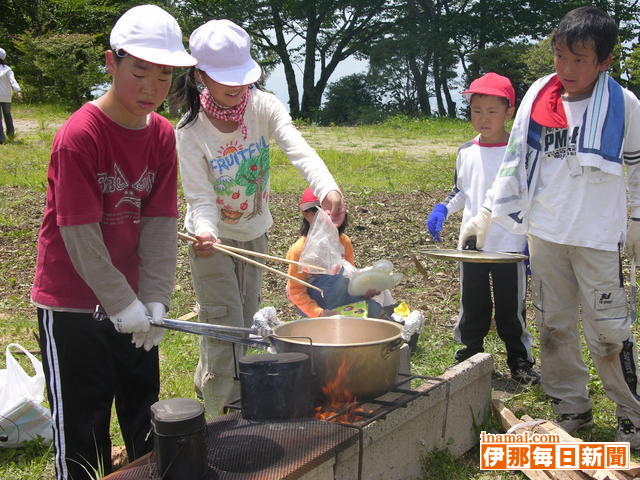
[200,88,249,139]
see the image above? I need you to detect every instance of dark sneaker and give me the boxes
[510,362,541,385]
[556,410,594,434]
[454,347,483,364]
[615,417,640,449]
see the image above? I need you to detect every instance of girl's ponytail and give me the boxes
[169,67,201,128]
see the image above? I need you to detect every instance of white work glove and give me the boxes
[110,299,150,334]
[132,302,166,351]
[458,208,492,250]
[627,219,640,262]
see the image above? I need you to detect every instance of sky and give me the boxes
[263,55,464,114]
[263,57,369,110]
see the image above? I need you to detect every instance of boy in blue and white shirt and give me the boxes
[461,7,640,445]
[426,73,538,385]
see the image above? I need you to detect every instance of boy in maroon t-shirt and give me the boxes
[30,5,195,479]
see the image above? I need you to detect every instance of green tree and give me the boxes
[466,44,529,107]
[520,37,554,86]
[179,0,401,121]
[14,32,106,107]
[320,73,382,125]
[624,43,640,97]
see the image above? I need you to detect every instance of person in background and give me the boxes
[0,47,23,144]
[30,6,196,479]
[286,187,385,318]
[459,7,640,445]
[172,19,345,416]
[426,72,539,385]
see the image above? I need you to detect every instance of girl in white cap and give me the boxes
[31,5,195,479]
[172,19,345,416]
[0,47,23,143]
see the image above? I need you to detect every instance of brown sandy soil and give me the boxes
[299,126,460,159]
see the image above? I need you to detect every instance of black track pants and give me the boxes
[454,261,533,369]
[38,309,159,480]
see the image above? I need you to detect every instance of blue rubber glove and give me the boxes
[426,204,448,242]
[523,243,531,276]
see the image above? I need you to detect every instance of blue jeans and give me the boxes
[0,102,14,142]
[305,269,382,318]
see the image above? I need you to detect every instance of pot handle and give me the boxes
[381,338,404,359]
[268,334,316,376]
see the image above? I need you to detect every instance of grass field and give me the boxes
[0,103,634,479]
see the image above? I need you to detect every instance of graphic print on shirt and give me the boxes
[97,163,155,225]
[209,137,271,224]
[542,126,580,160]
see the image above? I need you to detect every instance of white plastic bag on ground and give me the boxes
[0,343,53,448]
[299,208,344,274]
[251,306,282,337]
[392,308,426,342]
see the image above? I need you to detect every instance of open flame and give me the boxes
[314,358,373,423]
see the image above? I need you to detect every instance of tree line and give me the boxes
[2,0,640,124]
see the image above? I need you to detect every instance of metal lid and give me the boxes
[420,248,528,263]
[150,398,205,436]
[239,352,309,366]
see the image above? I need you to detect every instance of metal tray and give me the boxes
[420,248,528,263]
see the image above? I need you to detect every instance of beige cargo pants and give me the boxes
[529,235,640,425]
[189,233,267,416]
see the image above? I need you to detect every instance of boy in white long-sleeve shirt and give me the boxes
[426,73,539,385]
[0,47,23,143]
[461,7,640,445]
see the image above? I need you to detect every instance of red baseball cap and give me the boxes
[299,187,321,211]
[462,72,515,107]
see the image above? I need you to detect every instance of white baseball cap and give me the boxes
[110,5,196,67]
[189,19,262,86]
[0,48,6,61]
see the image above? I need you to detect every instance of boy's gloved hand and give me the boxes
[426,204,447,242]
[458,208,492,250]
[132,302,166,351]
[110,299,150,334]
[627,218,640,262]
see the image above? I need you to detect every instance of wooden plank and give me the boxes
[520,471,556,480]
[489,400,637,480]
[583,471,631,480]
[491,398,521,430]
[551,471,591,480]
[178,310,197,321]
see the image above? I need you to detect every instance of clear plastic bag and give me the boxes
[299,208,344,274]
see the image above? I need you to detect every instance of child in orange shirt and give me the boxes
[286,187,383,317]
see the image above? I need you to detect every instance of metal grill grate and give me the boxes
[104,374,448,480]
[103,413,358,480]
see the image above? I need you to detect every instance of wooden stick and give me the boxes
[178,232,326,272]
[178,232,323,293]
[214,242,329,273]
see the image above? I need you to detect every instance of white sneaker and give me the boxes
[616,417,640,449]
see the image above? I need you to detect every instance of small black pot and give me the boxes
[150,398,210,480]
[239,352,313,420]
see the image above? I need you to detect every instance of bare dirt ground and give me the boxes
[13,117,64,135]
[299,126,460,158]
[1,184,465,336]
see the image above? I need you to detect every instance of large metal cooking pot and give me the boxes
[270,316,404,400]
